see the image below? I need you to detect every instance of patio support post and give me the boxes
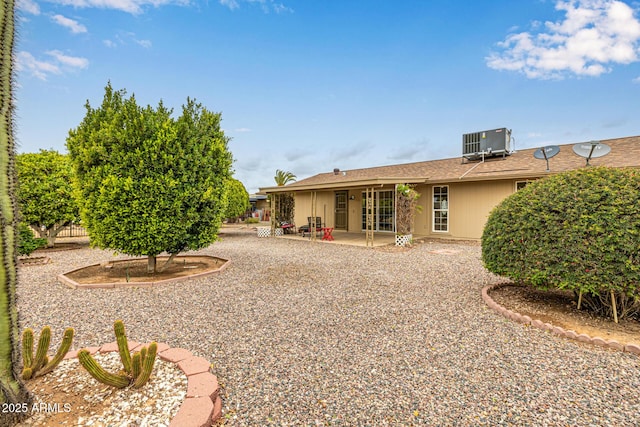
[310,191,317,241]
[270,194,277,236]
[366,187,374,247]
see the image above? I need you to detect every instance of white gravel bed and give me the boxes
[17,352,186,427]
[16,229,640,426]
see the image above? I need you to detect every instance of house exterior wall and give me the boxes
[291,179,529,240]
[293,191,335,228]
[414,180,522,240]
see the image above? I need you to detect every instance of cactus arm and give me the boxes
[114,320,131,374]
[132,342,157,389]
[131,351,141,380]
[21,368,32,381]
[78,350,130,389]
[21,328,34,371]
[32,326,51,373]
[35,328,74,377]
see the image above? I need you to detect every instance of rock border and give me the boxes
[18,256,52,267]
[57,255,230,289]
[482,283,640,356]
[64,342,222,426]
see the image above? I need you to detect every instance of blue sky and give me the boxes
[15,0,640,193]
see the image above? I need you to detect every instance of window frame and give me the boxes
[432,185,449,233]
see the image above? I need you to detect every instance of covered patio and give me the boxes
[261,175,426,247]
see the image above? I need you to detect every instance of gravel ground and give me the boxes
[17,229,640,426]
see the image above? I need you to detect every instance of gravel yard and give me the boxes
[18,228,640,426]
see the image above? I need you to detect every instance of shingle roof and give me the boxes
[261,135,640,192]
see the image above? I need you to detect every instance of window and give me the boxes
[433,186,448,232]
[515,181,533,191]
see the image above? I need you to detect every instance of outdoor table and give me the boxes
[321,227,334,241]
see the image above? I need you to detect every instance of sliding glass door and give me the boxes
[361,190,395,232]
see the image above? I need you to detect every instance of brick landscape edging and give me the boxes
[482,284,640,356]
[64,342,222,426]
[57,255,230,289]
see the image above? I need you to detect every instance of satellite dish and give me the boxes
[572,141,611,166]
[533,145,560,171]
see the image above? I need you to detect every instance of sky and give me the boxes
[14,0,640,193]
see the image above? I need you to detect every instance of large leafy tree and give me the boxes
[16,150,78,247]
[224,178,250,221]
[67,83,233,273]
[1,0,32,421]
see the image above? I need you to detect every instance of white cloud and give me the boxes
[633,76,640,83]
[219,0,239,10]
[17,50,89,80]
[220,0,292,13]
[17,0,41,14]
[234,127,252,132]
[45,0,191,15]
[487,0,640,79]
[46,50,90,69]
[135,39,152,48]
[51,14,88,33]
[103,32,151,48]
[16,52,61,80]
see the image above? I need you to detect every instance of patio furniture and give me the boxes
[321,227,334,241]
[281,222,296,234]
[299,217,323,237]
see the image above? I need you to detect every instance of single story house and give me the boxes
[259,134,640,241]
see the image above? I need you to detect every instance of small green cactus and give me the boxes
[22,326,74,380]
[114,320,132,374]
[78,320,158,389]
[32,326,51,372]
[78,350,130,388]
[36,327,75,377]
[132,342,157,389]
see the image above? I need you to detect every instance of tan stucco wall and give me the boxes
[293,191,335,228]
[290,179,522,239]
[415,180,518,240]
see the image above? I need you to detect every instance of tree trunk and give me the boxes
[0,0,32,421]
[157,252,178,273]
[47,222,67,248]
[147,255,156,274]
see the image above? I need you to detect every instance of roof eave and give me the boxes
[260,177,428,193]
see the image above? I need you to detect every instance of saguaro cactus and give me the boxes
[78,320,158,389]
[21,326,74,380]
[0,0,32,417]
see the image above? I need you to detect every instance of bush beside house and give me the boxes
[482,167,640,320]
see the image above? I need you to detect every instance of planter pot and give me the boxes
[395,234,412,247]
[257,227,283,237]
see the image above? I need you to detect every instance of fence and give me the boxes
[54,223,88,238]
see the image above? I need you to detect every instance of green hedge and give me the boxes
[482,167,640,317]
[17,223,47,256]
